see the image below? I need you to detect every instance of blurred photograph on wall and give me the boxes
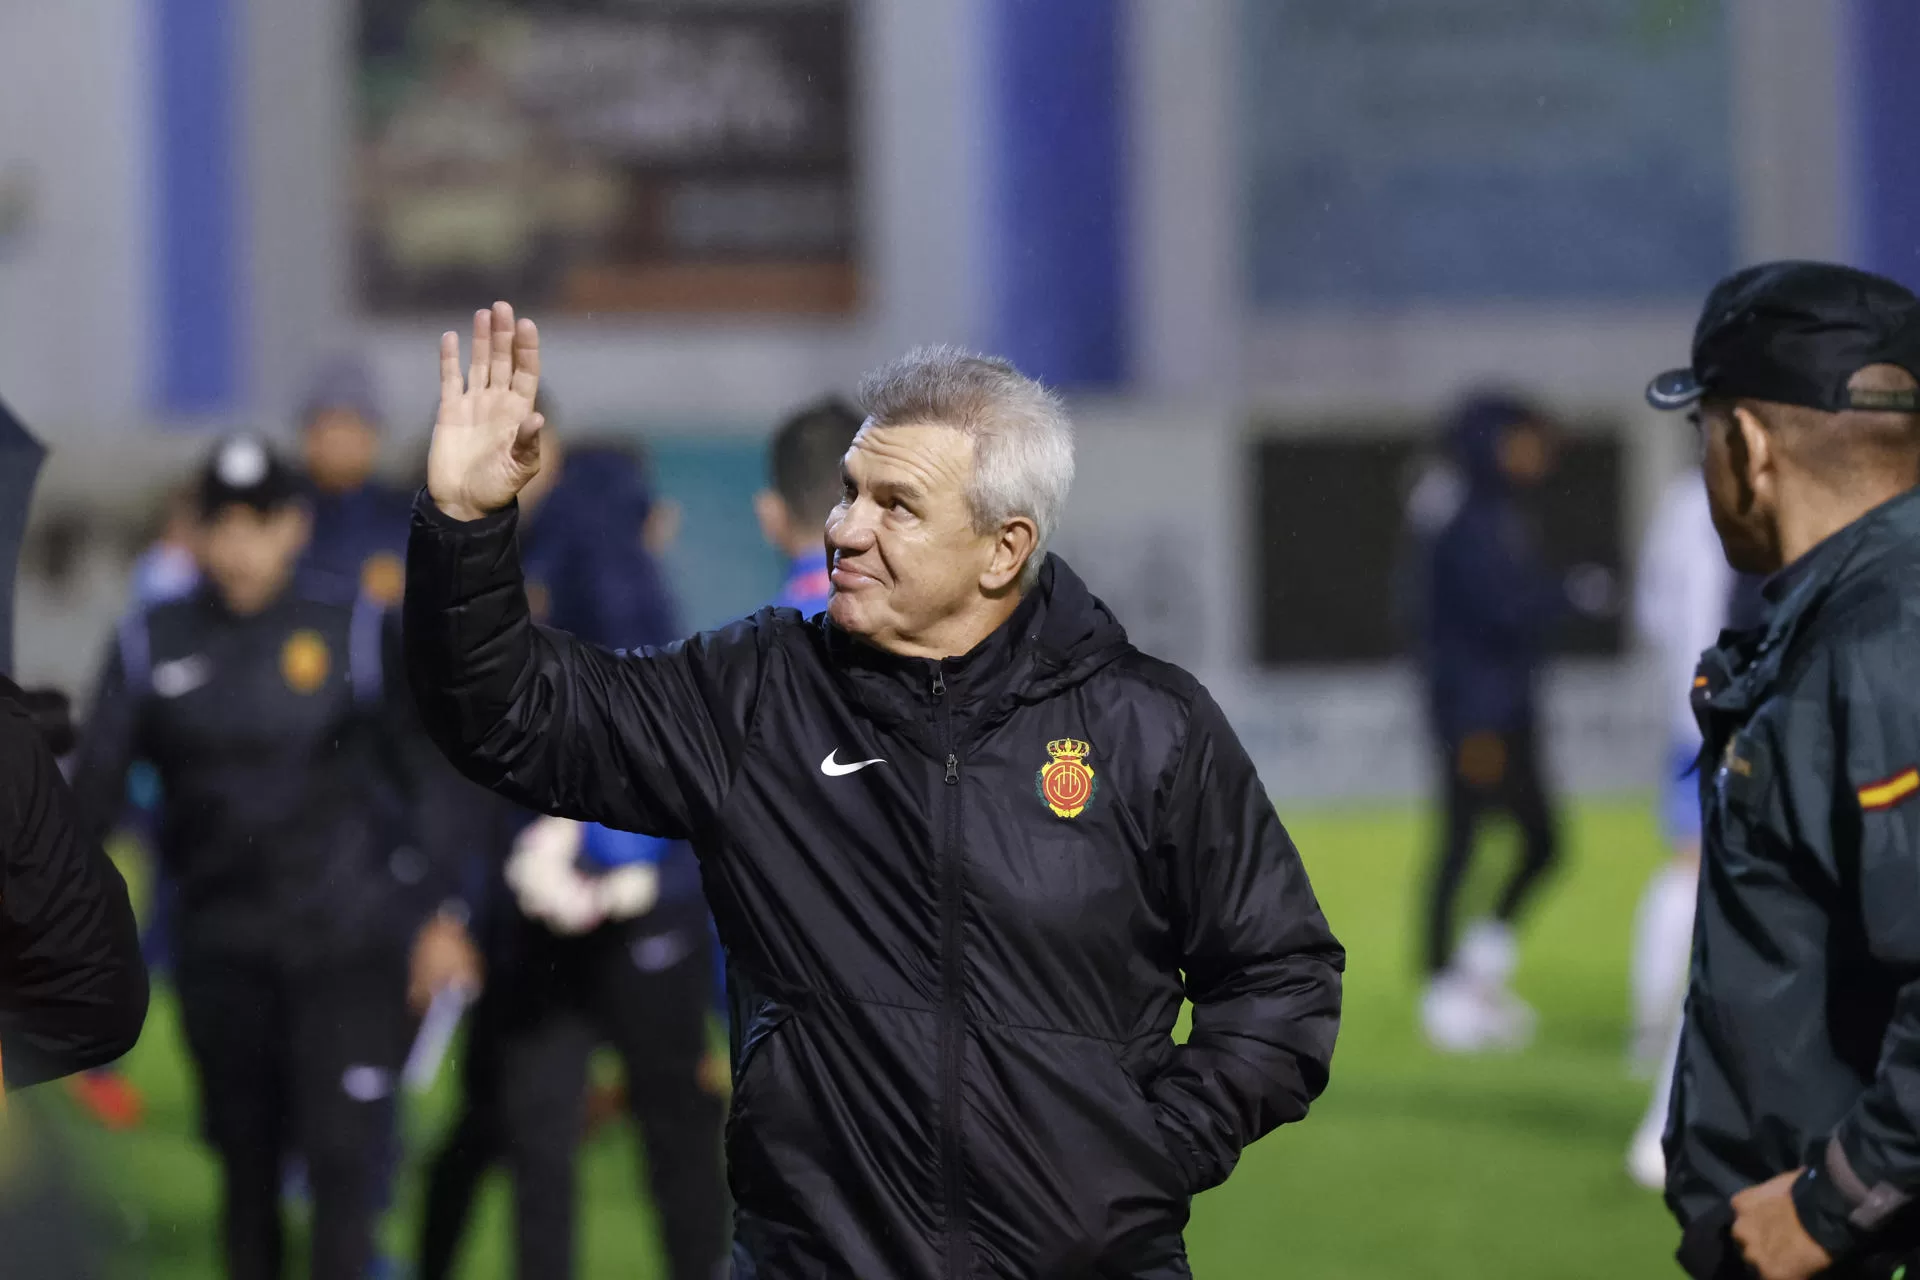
[353,0,857,315]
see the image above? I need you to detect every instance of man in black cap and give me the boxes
[69,435,475,1280]
[1648,261,1920,1280]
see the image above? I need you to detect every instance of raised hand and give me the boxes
[428,301,544,521]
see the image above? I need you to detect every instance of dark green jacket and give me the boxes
[1668,485,1920,1264]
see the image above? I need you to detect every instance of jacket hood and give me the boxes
[1446,390,1537,490]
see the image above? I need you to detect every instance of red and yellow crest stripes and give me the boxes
[1858,766,1920,812]
[1036,738,1097,819]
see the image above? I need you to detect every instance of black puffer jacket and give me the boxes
[405,494,1344,1279]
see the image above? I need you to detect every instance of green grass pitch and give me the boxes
[44,796,1682,1278]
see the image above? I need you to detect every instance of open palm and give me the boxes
[428,300,544,521]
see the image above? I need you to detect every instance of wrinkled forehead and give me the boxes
[843,421,974,491]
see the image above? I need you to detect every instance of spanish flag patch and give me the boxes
[1858,767,1920,812]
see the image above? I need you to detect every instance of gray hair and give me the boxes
[857,346,1075,591]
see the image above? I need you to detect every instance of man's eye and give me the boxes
[891,500,913,515]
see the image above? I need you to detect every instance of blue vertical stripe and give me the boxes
[154,0,243,414]
[1850,0,1920,289]
[989,0,1128,390]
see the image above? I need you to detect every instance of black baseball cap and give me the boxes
[1646,261,1920,413]
[197,434,304,518]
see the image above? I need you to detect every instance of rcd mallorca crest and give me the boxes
[1036,738,1097,819]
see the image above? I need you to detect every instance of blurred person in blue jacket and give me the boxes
[1412,391,1611,1054]
[296,357,413,607]
[416,416,724,1280]
[755,396,864,615]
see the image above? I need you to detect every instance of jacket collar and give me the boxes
[1710,486,1920,714]
[821,555,1131,730]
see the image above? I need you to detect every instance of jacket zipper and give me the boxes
[933,661,968,1277]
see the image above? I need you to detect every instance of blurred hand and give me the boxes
[1730,1169,1831,1280]
[1564,563,1618,619]
[408,912,483,1015]
[429,301,545,521]
[505,816,605,935]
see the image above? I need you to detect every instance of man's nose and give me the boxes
[827,501,879,550]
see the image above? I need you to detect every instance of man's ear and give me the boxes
[753,490,789,552]
[1731,404,1774,513]
[981,517,1039,593]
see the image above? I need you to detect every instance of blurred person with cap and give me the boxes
[404,305,1343,1279]
[1413,391,1611,1054]
[1645,262,1920,1280]
[67,435,477,1280]
[61,482,209,1134]
[416,413,727,1280]
[297,356,413,607]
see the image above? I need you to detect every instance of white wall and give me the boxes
[0,1,150,436]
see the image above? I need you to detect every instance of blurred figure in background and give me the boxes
[756,396,864,614]
[417,416,726,1280]
[67,436,468,1280]
[1623,468,1762,1189]
[296,357,412,607]
[1414,392,1607,1053]
[65,483,205,1133]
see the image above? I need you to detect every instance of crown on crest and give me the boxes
[1047,738,1091,761]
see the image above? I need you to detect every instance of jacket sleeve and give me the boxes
[1147,686,1345,1193]
[1794,631,1920,1256]
[371,604,495,921]
[0,691,149,1088]
[403,492,760,840]
[65,629,144,855]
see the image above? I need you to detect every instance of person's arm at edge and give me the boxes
[0,690,148,1088]
[1146,685,1345,1193]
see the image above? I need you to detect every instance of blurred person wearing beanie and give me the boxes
[416,416,727,1280]
[66,436,477,1280]
[297,356,413,607]
[1412,391,1611,1054]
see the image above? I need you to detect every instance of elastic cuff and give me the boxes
[410,486,518,534]
[1793,1164,1863,1260]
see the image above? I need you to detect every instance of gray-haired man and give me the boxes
[404,302,1344,1278]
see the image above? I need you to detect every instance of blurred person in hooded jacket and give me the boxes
[416,418,726,1280]
[1410,391,1611,1054]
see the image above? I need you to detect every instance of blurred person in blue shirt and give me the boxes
[1411,391,1611,1054]
[296,357,413,607]
[416,415,725,1280]
[754,396,864,615]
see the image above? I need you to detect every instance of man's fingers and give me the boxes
[439,331,462,404]
[468,308,491,391]
[509,316,540,403]
[489,300,516,392]
[514,411,546,461]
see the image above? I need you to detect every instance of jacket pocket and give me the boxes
[1108,1046,1193,1198]
[728,995,792,1125]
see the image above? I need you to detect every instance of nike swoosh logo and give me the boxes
[820,749,887,777]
